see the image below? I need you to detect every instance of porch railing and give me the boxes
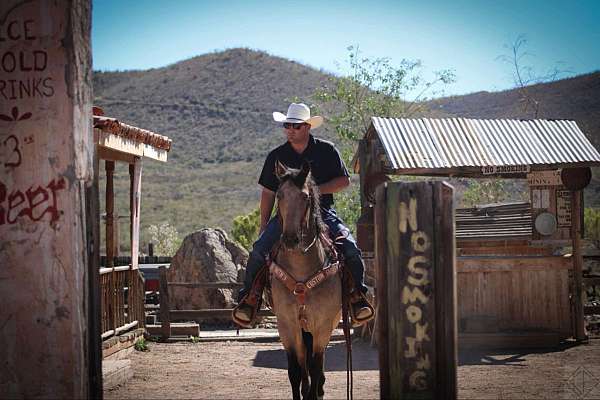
[100,266,145,339]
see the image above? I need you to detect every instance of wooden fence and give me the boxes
[157,266,273,340]
[100,266,146,339]
[100,255,172,267]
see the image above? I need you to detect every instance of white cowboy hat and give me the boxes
[273,103,323,129]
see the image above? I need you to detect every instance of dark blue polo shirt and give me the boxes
[258,135,349,209]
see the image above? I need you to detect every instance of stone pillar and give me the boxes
[0,1,93,398]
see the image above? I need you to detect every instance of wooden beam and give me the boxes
[86,146,103,398]
[457,256,572,273]
[105,160,115,268]
[170,309,274,320]
[584,277,600,287]
[457,239,530,248]
[159,266,171,341]
[168,282,243,289]
[97,130,168,162]
[97,145,136,164]
[130,157,142,270]
[572,190,586,340]
[433,182,458,398]
[375,183,389,397]
[458,246,554,256]
[585,305,600,315]
[129,163,134,260]
[379,181,457,399]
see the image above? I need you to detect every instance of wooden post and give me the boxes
[129,163,134,251]
[130,157,142,270]
[377,181,457,399]
[114,214,120,257]
[105,160,115,268]
[0,1,93,397]
[86,144,102,398]
[375,183,389,396]
[571,190,586,341]
[159,266,171,341]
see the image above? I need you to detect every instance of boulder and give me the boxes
[166,228,248,316]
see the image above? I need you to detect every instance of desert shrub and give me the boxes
[147,222,181,256]
[584,208,600,248]
[231,207,260,251]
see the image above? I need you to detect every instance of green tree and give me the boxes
[231,207,261,251]
[314,45,455,145]
[313,46,456,229]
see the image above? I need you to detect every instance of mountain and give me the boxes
[93,48,338,247]
[93,49,600,249]
[429,71,600,149]
[429,72,600,207]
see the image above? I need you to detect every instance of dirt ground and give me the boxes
[105,338,600,399]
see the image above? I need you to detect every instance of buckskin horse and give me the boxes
[269,161,343,400]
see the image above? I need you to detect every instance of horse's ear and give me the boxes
[275,159,287,181]
[297,161,310,186]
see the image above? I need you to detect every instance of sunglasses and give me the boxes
[283,122,306,130]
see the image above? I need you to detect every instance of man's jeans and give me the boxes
[239,208,368,301]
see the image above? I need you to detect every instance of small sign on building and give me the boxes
[556,190,572,227]
[527,170,562,186]
[482,165,531,175]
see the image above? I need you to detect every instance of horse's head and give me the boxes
[275,160,322,250]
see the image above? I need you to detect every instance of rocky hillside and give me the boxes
[93,48,600,248]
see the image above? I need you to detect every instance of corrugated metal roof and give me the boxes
[456,202,531,240]
[371,117,600,172]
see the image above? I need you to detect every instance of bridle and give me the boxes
[277,185,318,253]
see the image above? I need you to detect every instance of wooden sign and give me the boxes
[376,181,457,399]
[527,170,562,186]
[556,190,572,227]
[482,165,530,175]
[0,1,92,398]
[532,189,550,209]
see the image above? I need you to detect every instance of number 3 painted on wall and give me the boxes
[3,135,22,168]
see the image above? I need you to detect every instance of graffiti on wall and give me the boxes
[1,14,66,228]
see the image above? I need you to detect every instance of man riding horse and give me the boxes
[233,102,374,327]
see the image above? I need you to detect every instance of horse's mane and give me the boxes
[279,168,327,237]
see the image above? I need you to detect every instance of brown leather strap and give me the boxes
[269,260,341,329]
[269,261,340,297]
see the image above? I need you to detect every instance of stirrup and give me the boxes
[232,297,258,329]
[349,291,375,326]
[232,267,267,328]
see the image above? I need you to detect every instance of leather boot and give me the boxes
[232,255,266,328]
[345,255,374,324]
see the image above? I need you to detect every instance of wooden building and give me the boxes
[92,108,172,353]
[355,117,600,347]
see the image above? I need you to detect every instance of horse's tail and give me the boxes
[302,330,313,366]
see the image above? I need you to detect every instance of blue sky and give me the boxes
[92,0,600,96]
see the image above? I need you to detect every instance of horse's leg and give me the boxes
[297,347,310,399]
[317,353,325,400]
[280,324,309,400]
[286,350,302,400]
[307,347,325,400]
[302,330,316,399]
